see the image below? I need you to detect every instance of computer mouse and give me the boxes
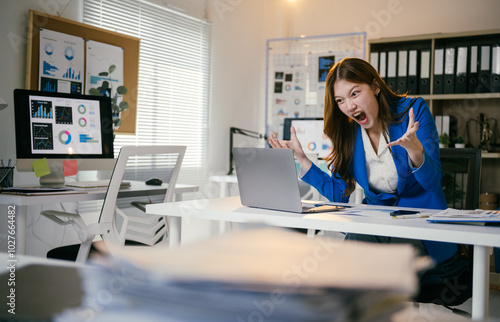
[145,178,163,186]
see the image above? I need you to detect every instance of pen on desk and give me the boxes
[392,214,429,219]
[0,159,4,168]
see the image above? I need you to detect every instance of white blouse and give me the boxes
[361,127,398,194]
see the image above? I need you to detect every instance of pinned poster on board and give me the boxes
[85,40,125,130]
[38,28,84,94]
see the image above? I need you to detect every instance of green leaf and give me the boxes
[99,71,109,77]
[114,119,122,127]
[119,101,129,111]
[117,85,128,95]
[109,65,116,73]
[89,88,102,96]
[101,81,109,90]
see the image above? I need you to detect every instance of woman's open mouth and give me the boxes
[353,111,367,122]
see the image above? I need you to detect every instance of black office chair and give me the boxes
[439,148,481,210]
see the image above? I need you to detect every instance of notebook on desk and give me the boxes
[232,147,344,213]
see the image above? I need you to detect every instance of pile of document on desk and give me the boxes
[57,227,430,322]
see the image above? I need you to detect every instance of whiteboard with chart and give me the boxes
[266,33,366,141]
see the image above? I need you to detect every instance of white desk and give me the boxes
[0,181,198,255]
[146,196,500,321]
[209,174,238,197]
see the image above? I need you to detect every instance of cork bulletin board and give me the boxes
[25,10,140,134]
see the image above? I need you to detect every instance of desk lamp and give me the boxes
[0,97,7,111]
[227,127,267,175]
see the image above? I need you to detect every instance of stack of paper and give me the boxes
[428,208,500,224]
[57,227,427,322]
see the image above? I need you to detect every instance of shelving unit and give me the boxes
[368,29,500,195]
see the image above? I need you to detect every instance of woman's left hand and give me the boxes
[387,108,424,167]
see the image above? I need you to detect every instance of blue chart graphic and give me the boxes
[318,55,336,82]
[71,82,82,94]
[31,101,52,119]
[64,46,75,60]
[44,43,54,56]
[80,134,98,143]
[63,67,81,80]
[90,75,119,85]
[41,79,57,92]
[42,61,58,76]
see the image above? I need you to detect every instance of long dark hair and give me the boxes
[323,57,408,196]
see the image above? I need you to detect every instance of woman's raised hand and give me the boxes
[268,126,312,171]
[387,108,424,167]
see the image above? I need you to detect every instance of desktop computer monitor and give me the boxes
[283,117,332,159]
[13,89,115,186]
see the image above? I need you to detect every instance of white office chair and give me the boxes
[41,145,186,263]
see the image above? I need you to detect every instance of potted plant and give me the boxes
[88,65,128,130]
[454,136,465,148]
[439,133,450,148]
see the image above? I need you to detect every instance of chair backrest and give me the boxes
[99,145,186,246]
[440,148,481,210]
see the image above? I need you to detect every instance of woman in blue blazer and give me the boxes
[269,58,470,304]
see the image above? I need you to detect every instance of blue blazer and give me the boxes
[302,97,457,263]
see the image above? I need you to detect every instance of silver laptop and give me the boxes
[233,147,344,213]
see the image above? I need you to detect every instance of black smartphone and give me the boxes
[390,210,420,216]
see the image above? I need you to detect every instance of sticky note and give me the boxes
[63,160,78,176]
[31,158,51,178]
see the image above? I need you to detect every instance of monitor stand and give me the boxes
[39,169,65,187]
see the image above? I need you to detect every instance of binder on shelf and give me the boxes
[370,52,379,73]
[443,47,456,94]
[387,51,397,92]
[397,50,408,94]
[407,49,418,95]
[435,115,457,141]
[468,45,479,93]
[443,115,457,143]
[490,44,500,92]
[433,47,444,94]
[419,49,431,95]
[379,52,387,83]
[455,46,468,93]
[435,115,442,136]
[478,45,491,93]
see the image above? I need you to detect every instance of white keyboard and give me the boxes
[66,180,130,188]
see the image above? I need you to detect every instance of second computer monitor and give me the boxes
[283,117,332,159]
[13,89,115,185]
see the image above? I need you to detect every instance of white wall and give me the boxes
[0,0,83,185]
[207,0,500,174]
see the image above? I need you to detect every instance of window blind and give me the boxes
[82,0,211,197]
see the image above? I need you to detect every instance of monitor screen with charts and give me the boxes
[283,117,332,159]
[13,89,115,185]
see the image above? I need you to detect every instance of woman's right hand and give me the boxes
[268,126,312,171]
